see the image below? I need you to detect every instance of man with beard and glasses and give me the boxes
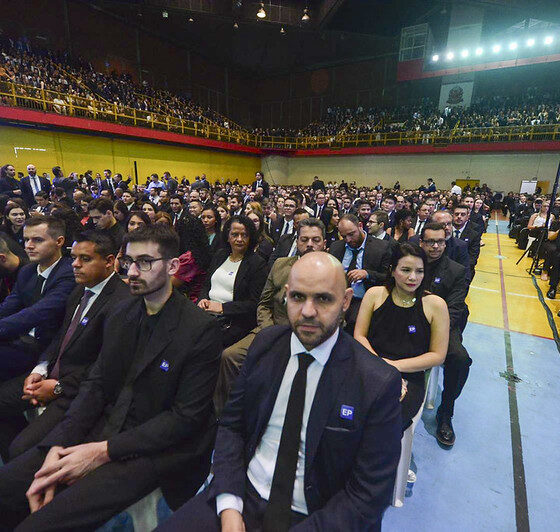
[158,251,402,532]
[0,225,221,530]
[214,218,327,413]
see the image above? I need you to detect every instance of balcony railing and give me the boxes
[1,81,559,150]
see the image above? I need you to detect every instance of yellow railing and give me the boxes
[1,80,559,150]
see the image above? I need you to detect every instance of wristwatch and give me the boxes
[53,381,63,396]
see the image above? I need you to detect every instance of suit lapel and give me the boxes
[233,254,251,299]
[127,295,182,383]
[62,277,118,354]
[253,333,292,447]
[305,332,351,471]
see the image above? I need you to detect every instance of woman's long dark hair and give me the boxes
[2,203,29,233]
[384,242,429,302]
[175,213,211,271]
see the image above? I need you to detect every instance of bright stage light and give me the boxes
[460,49,469,58]
[527,38,535,47]
[446,51,454,60]
[475,47,483,56]
[544,36,554,45]
[432,54,439,62]
[509,42,518,50]
[492,44,501,53]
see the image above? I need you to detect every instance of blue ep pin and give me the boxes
[160,360,170,372]
[340,405,354,420]
[80,317,89,326]
[434,277,441,284]
[408,325,416,333]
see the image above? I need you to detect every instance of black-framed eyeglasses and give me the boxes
[121,256,167,271]
[423,239,446,247]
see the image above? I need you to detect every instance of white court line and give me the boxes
[469,285,538,299]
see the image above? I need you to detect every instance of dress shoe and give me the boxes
[547,287,557,300]
[436,410,455,447]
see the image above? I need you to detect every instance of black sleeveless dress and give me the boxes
[367,293,431,429]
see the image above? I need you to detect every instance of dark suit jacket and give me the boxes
[39,275,131,399]
[425,255,468,330]
[0,257,75,348]
[20,175,52,207]
[41,291,222,506]
[251,180,270,198]
[329,236,391,288]
[0,177,21,198]
[200,249,268,342]
[209,325,402,531]
[445,236,471,276]
[270,216,294,244]
[456,223,481,269]
[312,205,332,227]
[268,233,296,267]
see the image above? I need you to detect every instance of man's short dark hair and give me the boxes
[339,213,360,227]
[293,208,308,217]
[371,210,389,228]
[54,187,66,197]
[0,235,11,255]
[89,198,113,213]
[298,218,326,239]
[74,230,116,257]
[34,191,48,199]
[420,222,446,240]
[170,195,183,203]
[123,224,179,258]
[453,204,470,213]
[25,215,65,239]
[104,169,112,174]
[357,199,372,209]
[290,192,303,206]
[384,195,397,204]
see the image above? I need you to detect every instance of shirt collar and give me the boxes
[86,272,115,296]
[374,230,386,240]
[37,257,62,279]
[290,327,340,367]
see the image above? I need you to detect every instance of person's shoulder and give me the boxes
[339,330,400,381]
[273,255,297,271]
[444,255,466,276]
[422,292,447,311]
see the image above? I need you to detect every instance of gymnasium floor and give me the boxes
[383,215,559,532]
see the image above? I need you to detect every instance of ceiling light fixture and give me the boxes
[492,44,501,53]
[526,38,535,47]
[188,16,194,22]
[475,47,483,55]
[233,22,239,29]
[162,10,168,18]
[509,42,518,50]
[302,8,310,22]
[545,35,554,45]
[446,51,454,60]
[460,49,469,58]
[432,54,439,62]
[280,27,286,34]
[257,3,266,19]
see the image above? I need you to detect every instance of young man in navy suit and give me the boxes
[158,252,402,532]
[0,216,75,381]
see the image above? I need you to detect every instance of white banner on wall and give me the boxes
[438,81,474,111]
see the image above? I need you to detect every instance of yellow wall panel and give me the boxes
[1,125,260,184]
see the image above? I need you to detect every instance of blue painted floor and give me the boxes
[383,322,559,532]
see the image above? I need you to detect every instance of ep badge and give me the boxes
[340,405,354,420]
[160,359,170,372]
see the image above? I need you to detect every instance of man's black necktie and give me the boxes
[455,229,460,239]
[262,353,315,532]
[50,290,94,380]
[32,274,46,304]
[348,247,360,272]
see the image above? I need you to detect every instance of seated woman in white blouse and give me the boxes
[198,215,268,347]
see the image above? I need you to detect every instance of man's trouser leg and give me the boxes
[214,330,256,416]
[0,338,42,382]
[0,445,160,532]
[439,328,472,417]
[0,374,28,462]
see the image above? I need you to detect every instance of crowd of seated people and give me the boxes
[0,160,506,529]
[3,36,560,144]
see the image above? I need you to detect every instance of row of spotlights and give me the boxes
[433,35,555,62]
[257,3,310,21]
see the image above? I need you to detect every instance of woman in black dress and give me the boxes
[354,243,449,428]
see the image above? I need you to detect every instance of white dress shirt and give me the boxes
[282,218,294,235]
[216,328,340,517]
[31,273,115,377]
[374,230,387,240]
[29,175,41,195]
[453,224,467,239]
[209,258,241,304]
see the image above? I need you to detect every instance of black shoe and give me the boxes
[436,410,456,447]
[547,288,557,300]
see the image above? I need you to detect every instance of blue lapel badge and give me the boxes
[340,405,354,420]
[434,277,441,284]
[408,325,416,333]
[81,317,89,326]
[160,360,170,372]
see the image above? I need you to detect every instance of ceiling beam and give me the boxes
[315,0,345,29]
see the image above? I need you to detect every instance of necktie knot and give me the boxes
[83,289,95,301]
[297,352,315,371]
[454,229,460,238]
